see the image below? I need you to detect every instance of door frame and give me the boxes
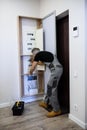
[56,10,70,113]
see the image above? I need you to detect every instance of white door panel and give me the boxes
[42,11,56,55]
[42,11,56,93]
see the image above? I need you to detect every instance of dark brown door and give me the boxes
[56,15,69,113]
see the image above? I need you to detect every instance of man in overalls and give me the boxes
[29,48,63,117]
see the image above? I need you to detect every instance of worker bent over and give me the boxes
[29,48,63,117]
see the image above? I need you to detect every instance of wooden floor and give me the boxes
[0,101,84,130]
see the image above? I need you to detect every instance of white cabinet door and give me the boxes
[42,11,56,92]
[42,11,56,55]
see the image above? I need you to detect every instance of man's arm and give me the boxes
[29,61,38,75]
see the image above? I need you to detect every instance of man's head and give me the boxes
[29,48,40,63]
[32,48,40,56]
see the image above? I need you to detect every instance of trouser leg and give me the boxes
[43,73,54,105]
[47,68,63,111]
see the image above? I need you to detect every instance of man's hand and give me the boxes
[37,61,44,65]
[28,61,38,75]
[29,68,34,75]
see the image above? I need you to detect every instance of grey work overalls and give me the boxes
[44,55,63,112]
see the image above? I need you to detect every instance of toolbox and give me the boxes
[12,101,24,116]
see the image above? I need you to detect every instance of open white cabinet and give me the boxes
[18,16,45,102]
[18,12,56,102]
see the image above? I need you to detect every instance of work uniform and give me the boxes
[34,51,63,112]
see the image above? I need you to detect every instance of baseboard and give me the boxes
[0,102,10,108]
[0,95,43,108]
[69,114,87,129]
[21,96,43,103]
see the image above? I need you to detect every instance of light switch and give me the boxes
[73,26,79,37]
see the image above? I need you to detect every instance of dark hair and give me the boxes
[32,48,40,53]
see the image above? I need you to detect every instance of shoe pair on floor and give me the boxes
[39,101,61,118]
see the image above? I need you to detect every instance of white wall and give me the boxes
[40,0,86,129]
[0,0,87,129]
[85,0,87,124]
[0,0,40,107]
